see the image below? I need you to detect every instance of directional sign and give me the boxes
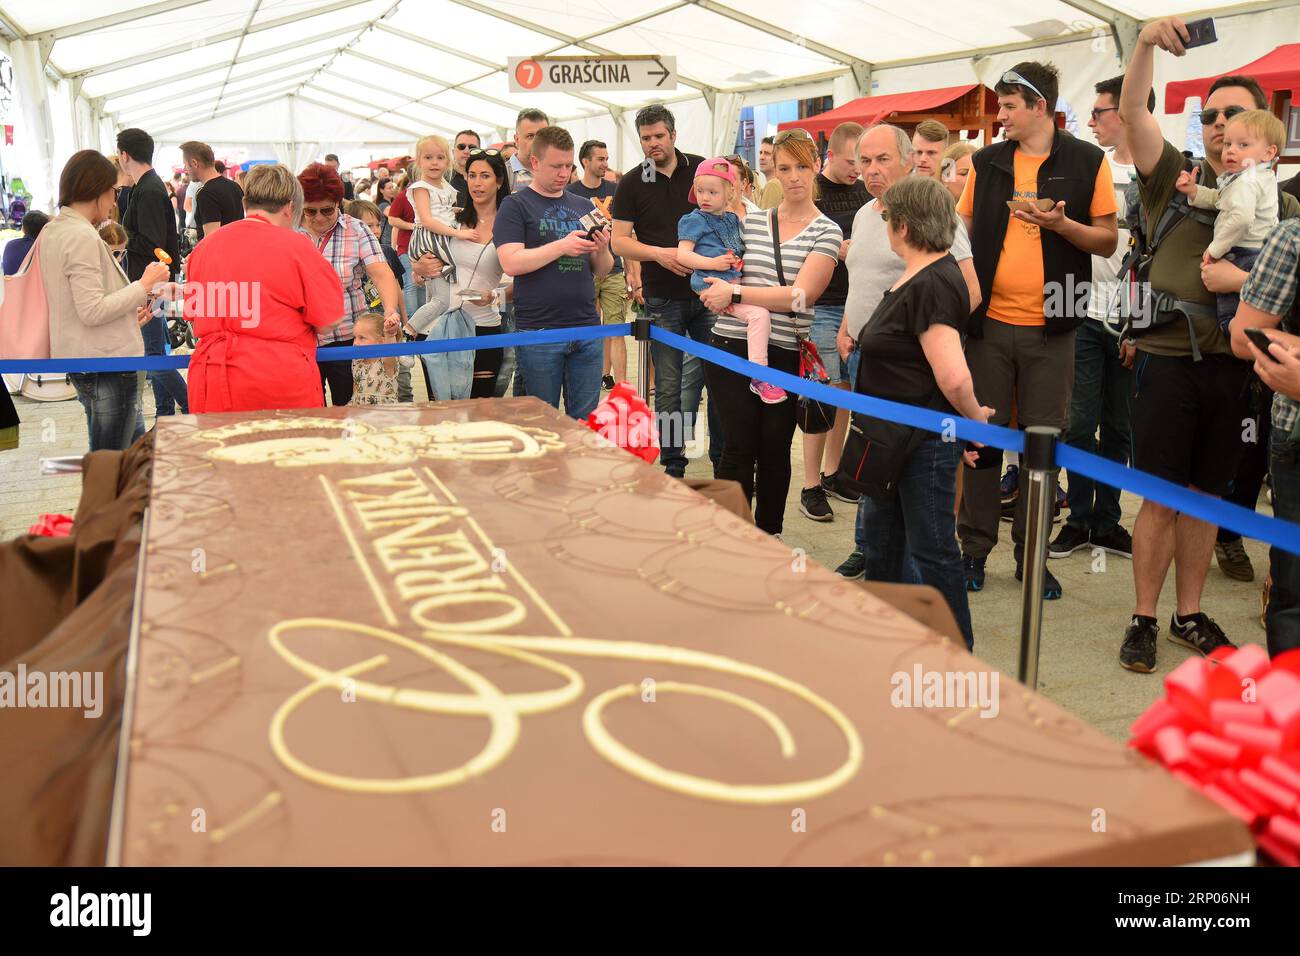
[508,56,677,93]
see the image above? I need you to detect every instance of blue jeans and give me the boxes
[1267,424,1300,657]
[140,312,188,416]
[856,433,974,649]
[1217,247,1259,331]
[1063,319,1131,534]
[399,252,425,323]
[494,302,526,398]
[69,371,145,452]
[809,304,850,385]
[645,295,721,476]
[515,333,603,420]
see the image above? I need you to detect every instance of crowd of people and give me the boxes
[11,14,1300,666]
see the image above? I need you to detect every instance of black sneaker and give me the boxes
[963,554,986,592]
[1091,526,1133,558]
[601,374,616,391]
[835,550,866,580]
[1015,559,1063,599]
[820,472,861,504]
[1120,616,1159,673]
[1214,538,1255,582]
[799,485,833,522]
[1048,524,1090,559]
[1168,612,1236,657]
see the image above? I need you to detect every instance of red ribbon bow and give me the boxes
[584,382,660,465]
[1130,646,1300,865]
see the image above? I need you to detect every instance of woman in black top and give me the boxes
[854,176,992,649]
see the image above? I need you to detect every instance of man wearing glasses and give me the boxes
[955,61,1118,601]
[450,129,481,201]
[1115,16,1300,672]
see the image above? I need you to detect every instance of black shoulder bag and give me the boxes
[834,285,936,503]
[767,209,838,434]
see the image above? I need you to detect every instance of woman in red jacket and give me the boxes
[185,164,344,412]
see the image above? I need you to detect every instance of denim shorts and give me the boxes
[809,304,849,385]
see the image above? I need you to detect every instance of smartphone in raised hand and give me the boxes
[1183,17,1218,49]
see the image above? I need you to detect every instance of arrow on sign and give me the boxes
[648,60,670,87]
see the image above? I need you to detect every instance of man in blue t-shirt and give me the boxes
[494,125,614,420]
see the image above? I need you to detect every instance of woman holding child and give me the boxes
[696,132,841,536]
[409,147,512,398]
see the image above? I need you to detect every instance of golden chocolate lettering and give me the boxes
[263,464,864,806]
[193,418,566,467]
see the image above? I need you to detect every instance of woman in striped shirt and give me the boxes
[699,129,842,535]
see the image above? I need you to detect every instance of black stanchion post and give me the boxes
[633,316,652,404]
[1018,425,1060,690]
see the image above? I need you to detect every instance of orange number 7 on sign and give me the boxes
[516,59,542,90]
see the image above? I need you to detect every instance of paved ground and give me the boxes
[2,339,1274,742]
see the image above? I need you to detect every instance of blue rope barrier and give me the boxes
[6,317,1298,557]
[0,323,633,374]
[652,326,1300,558]
[649,326,1025,453]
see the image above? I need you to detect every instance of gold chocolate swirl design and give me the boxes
[267,618,863,805]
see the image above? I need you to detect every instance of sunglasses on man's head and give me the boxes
[1000,70,1048,107]
[302,206,336,218]
[1200,105,1246,125]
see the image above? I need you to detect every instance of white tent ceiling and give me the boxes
[1,0,1293,147]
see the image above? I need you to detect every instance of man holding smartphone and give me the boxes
[494,126,613,421]
[1116,15,1300,672]
[1230,218,1300,657]
[955,61,1118,599]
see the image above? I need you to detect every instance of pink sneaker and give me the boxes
[749,378,787,404]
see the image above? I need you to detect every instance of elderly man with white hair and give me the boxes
[832,123,981,580]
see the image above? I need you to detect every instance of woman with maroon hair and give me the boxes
[297,162,402,405]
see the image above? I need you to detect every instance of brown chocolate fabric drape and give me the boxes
[0,436,152,865]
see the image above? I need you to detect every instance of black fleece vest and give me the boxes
[967,130,1106,337]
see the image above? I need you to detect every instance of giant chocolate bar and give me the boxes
[111,399,1251,865]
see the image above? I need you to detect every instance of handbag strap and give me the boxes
[768,209,786,287]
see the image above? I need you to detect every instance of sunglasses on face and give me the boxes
[1090,107,1118,121]
[1200,105,1246,125]
[1001,70,1048,108]
[302,206,336,218]
[455,142,478,150]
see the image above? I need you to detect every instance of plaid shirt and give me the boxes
[1240,217,1300,434]
[298,212,384,344]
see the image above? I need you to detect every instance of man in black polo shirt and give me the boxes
[181,140,243,239]
[611,104,720,477]
[118,126,186,418]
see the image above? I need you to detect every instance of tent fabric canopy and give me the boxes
[776,85,979,137]
[1164,42,1300,113]
[1,0,1298,210]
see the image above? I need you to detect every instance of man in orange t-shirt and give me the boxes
[955,61,1118,599]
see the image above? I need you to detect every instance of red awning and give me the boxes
[776,85,979,137]
[1165,43,1300,113]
